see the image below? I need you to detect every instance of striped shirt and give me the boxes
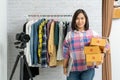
[63,29,99,71]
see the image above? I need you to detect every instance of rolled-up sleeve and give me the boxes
[105,39,110,50]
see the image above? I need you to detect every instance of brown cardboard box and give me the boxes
[84,46,101,54]
[113,7,120,18]
[87,62,102,66]
[86,54,104,66]
[90,38,106,47]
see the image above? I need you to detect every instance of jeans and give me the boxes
[67,68,95,80]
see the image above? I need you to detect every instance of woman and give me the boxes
[63,9,109,80]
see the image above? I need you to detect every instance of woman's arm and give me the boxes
[62,32,71,75]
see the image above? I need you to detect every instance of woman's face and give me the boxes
[75,13,86,30]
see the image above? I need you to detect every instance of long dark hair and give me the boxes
[71,9,89,31]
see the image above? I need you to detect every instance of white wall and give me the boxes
[7,0,102,80]
[0,0,118,80]
[0,0,7,80]
[110,19,120,80]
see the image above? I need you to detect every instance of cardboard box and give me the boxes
[86,54,104,66]
[113,7,120,18]
[84,46,101,54]
[87,62,102,66]
[90,38,106,49]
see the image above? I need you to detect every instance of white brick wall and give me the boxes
[7,0,102,80]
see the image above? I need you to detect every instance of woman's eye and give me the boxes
[81,17,84,20]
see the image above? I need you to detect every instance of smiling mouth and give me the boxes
[77,24,83,26]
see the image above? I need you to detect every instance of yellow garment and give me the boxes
[48,21,57,66]
[38,20,47,61]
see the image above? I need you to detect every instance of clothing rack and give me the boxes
[27,14,72,17]
[27,14,72,21]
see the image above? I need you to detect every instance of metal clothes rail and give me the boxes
[27,14,72,17]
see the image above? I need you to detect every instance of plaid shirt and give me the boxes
[63,29,99,71]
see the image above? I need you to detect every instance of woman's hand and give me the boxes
[63,68,67,76]
[103,47,110,54]
[63,58,69,76]
[103,47,107,53]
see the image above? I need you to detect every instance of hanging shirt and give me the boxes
[25,20,35,66]
[57,21,64,60]
[48,21,57,66]
[30,19,44,65]
[54,21,59,47]
[41,22,48,68]
[38,19,48,62]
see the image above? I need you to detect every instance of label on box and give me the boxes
[84,46,101,54]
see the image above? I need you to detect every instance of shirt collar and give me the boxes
[74,30,86,33]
